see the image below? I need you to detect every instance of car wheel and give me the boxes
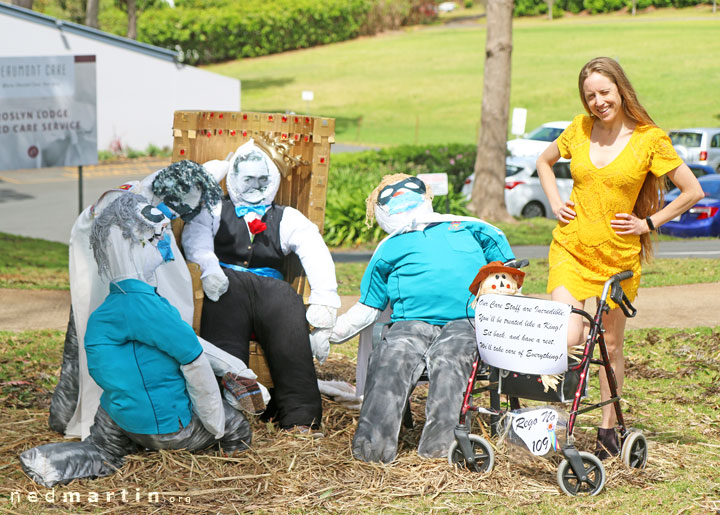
[521,201,545,218]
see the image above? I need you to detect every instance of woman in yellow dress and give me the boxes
[537,57,703,459]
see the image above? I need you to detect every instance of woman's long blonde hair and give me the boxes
[579,57,663,262]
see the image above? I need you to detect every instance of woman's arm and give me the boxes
[611,163,704,235]
[537,141,576,223]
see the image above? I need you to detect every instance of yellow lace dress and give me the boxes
[547,114,683,306]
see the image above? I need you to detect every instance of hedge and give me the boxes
[136,0,437,65]
[325,144,477,247]
[514,0,705,16]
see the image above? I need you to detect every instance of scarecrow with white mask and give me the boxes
[20,194,253,488]
[329,174,516,463]
[49,159,269,441]
[182,140,340,432]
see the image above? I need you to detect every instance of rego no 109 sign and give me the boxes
[474,294,570,375]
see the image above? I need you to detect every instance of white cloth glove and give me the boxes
[330,303,383,343]
[306,304,337,364]
[180,353,225,439]
[202,273,229,302]
[309,327,332,365]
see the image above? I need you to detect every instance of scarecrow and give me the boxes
[329,174,516,463]
[182,140,340,433]
[49,159,269,440]
[20,195,255,488]
[469,261,581,393]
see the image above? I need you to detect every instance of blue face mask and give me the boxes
[157,232,174,263]
[386,191,425,215]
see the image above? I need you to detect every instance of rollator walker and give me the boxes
[449,269,648,496]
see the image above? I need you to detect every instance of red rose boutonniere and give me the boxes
[248,219,267,235]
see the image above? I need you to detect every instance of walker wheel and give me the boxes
[621,430,648,469]
[447,434,495,473]
[556,451,606,496]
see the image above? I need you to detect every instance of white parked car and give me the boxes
[507,121,571,158]
[669,128,720,172]
[462,156,573,219]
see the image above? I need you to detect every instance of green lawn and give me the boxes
[206,7,720,146]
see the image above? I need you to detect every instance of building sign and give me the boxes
[474,294,570,375]
[0,55,97,171]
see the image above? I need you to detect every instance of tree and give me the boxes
[11,0,34,9]
[126,0,137,39]
[86,0,99,28]
[546,0,554,20]
[468,0,515,222]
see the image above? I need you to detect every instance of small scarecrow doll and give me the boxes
[470,261,581,393]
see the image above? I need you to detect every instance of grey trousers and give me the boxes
[352,319,476,463]
[20,404,251,488]
[48,308,79,434]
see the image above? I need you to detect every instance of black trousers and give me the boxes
[200,269,322,429]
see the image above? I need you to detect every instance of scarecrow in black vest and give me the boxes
[182,140,340,434]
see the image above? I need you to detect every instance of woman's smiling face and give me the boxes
[583,72,624,125]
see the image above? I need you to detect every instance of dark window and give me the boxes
[711,134,720,148]
[527,126,565,142]
[669,131,702,147]
[506,165,524,177]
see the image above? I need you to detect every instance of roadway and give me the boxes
[0,157,718,261]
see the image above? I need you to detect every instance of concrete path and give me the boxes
[2,282,718,333]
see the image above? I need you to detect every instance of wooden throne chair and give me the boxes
[170,110,336,387]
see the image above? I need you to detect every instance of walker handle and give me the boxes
[609,271,637,318]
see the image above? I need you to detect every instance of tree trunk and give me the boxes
[469,0,515,222]
[86,0,99,29]
[547,0,553,20]
[126,0,137,40]
[11,0,34,9]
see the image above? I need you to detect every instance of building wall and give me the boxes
[0,8,240,152]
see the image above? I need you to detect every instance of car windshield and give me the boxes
[669,179,720,198]
[526,126,565,142]
[669,131,702,147]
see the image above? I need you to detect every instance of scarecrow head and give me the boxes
[89,193,173,284]
[469,261,526,297]
[227,140,281,207]
[150,160,223,222]
[365,173,435,234]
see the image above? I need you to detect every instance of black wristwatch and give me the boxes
[645,216,656,231]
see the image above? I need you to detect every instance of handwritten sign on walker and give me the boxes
[475,294,570,375]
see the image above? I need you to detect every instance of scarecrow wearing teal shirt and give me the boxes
[330,174,516,463]
[19,194,255,488]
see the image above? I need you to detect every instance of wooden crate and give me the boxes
[171,110,336,389]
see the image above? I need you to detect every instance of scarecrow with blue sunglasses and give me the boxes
[329,173,516,463]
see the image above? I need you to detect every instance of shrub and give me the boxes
[325,144,477,247]
[135,0,437,65]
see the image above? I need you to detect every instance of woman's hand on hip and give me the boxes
[553,200,576,223]
[611,212,649,235]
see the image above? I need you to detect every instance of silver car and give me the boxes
[669,128,720,172]
[462,156,573,218]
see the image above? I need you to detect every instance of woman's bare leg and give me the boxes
[598,306,626,428]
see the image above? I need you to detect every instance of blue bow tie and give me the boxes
[235,205,270,218]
